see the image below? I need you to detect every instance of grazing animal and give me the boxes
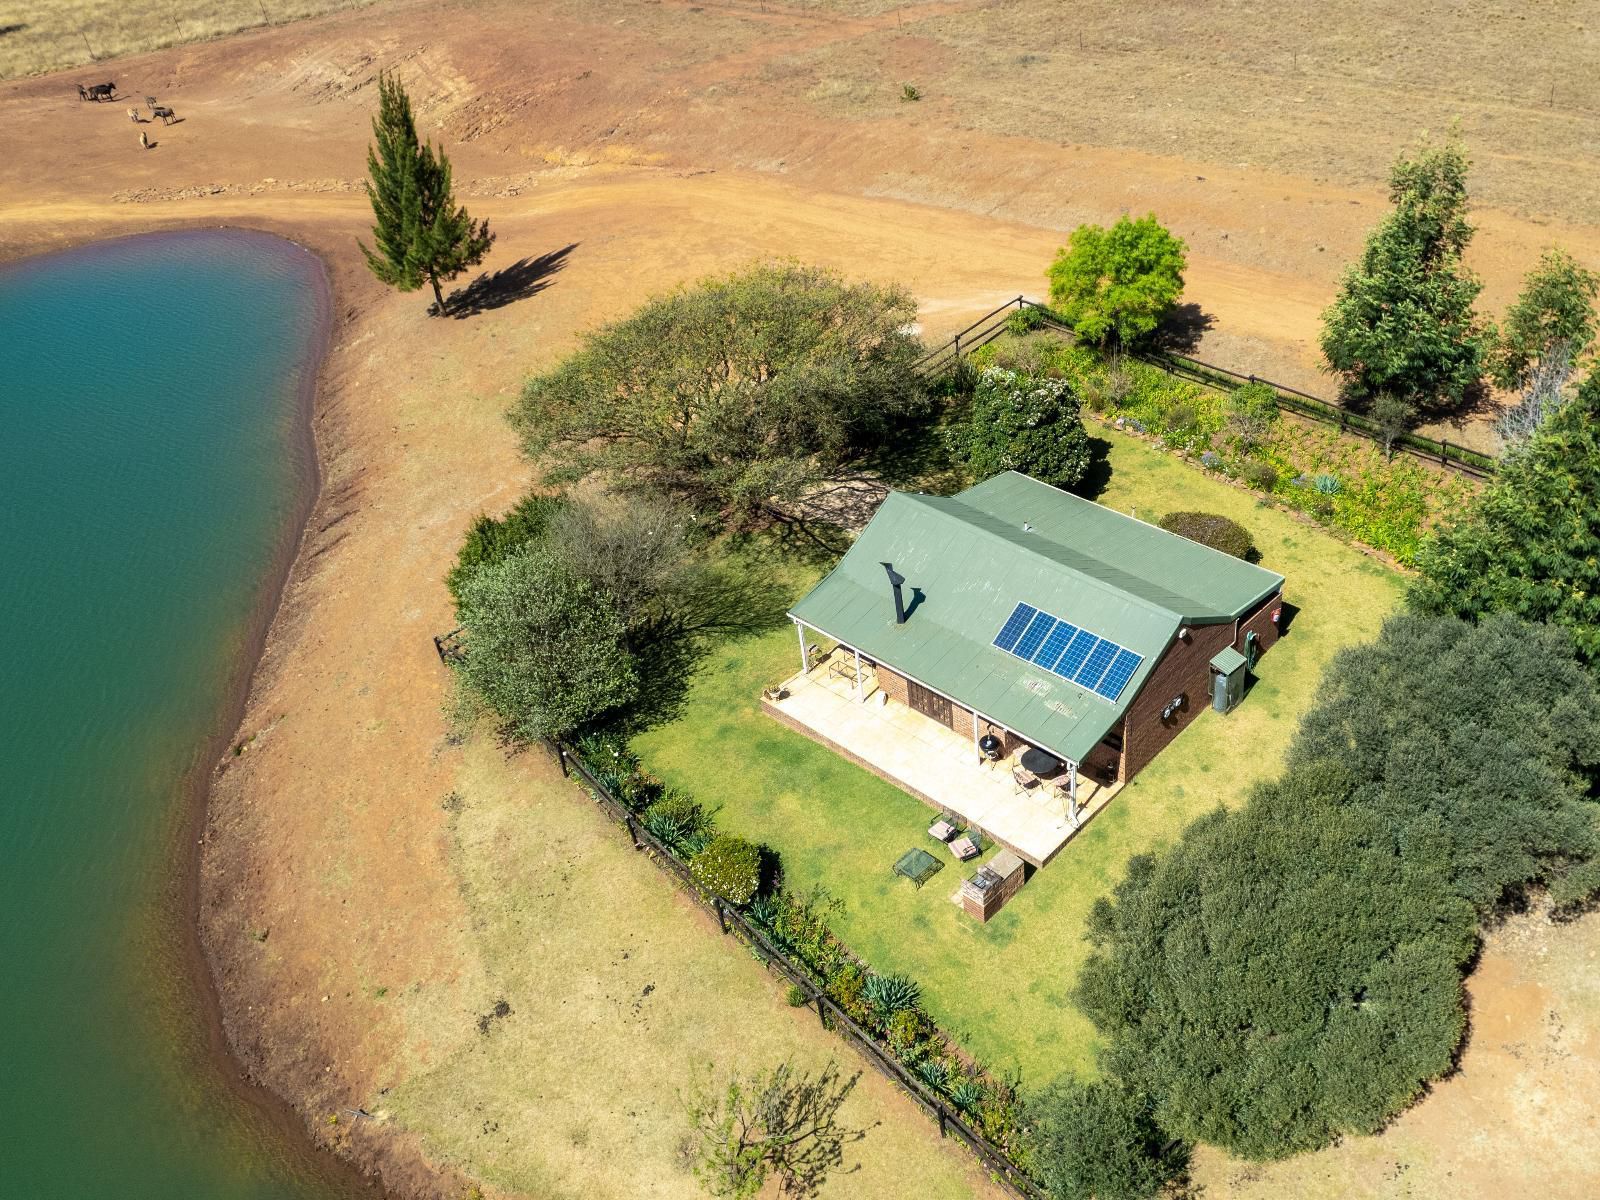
[85,81,115,102]
[145,95,157,109]
[151,106,175,125]
[77,84,89,101]
[127,107,142,123]
[140,130,150,150]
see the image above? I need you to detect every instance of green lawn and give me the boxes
[634,430,1406,1088]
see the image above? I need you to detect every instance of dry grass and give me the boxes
[379,739,1000,1200]
[0,0,375,79]
[774,0,1600,225]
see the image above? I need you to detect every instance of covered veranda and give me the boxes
[763,631,1123,867]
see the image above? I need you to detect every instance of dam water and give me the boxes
[0,231,365,1198]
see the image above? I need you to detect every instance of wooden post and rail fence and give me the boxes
[544,736,1048,1200]
[912,295,1498,480]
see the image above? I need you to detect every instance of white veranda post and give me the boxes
[1067,761,1080,826]
[853,647,863,699]
[796,621,809,674]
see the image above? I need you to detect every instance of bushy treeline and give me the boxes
[1039,611,1600,1194]
[445,488,771,741]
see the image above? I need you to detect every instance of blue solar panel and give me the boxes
[1054,629,1099,679]
[1032,620,1078,669]
[992,603,1037,652]
[990,604,1144,704]
[1074,639,1118,690]
[1013,611,1056,660]
[1093,648,1142,701]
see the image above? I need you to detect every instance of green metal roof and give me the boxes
[789,472,1283,764]
[1210,645,1248,675]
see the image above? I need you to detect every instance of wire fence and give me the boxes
[543,737,1048,1200]
[916,296,1498,479]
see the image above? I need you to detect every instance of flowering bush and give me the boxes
[943,366,1092,488]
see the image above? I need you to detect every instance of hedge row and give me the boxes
[969,335,1480,565]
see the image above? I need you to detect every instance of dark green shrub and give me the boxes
[1242,459,1279,492]
[1005,305,1046,336]
[690,834,763,906]
[885,1007,933,1057]
[1034,1077,1188,1200]
[824,963,872,1026]
[1075,760,1477,1158]
[642,792,714,857]
[446,492,565,607]
[1157,511,1255,560]
[943,366,1092,488]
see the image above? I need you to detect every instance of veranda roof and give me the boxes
[789,472,1282,764]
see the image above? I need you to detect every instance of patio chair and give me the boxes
[951,832,982,861]
[1011,765,1037,794]
[928,819,956,843]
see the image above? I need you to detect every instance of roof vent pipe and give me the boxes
[881,562,907,625]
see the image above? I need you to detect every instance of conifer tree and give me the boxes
[1319,135,1489,414]
[359,72,494,316]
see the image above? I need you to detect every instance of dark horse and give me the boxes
[151,105,175,125]
[77,81,116,102]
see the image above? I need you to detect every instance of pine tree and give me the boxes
[1319,135,1489,414]
[359,72,494,316]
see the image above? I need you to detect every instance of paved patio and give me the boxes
[762,652,1122,866]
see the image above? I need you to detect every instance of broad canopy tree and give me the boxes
[512,263,925,520]
[1491,246,1599,390]
[1320,136,1490,414]
[454,545,637,741]
[1412,366,1600,659]
[1046,214,1187,348]
[360,71,494,316]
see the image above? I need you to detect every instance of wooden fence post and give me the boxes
[556,746,569,778]
[937,1105,946,1138]
[625,813,641,850]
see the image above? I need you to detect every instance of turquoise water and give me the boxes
[0,232,366,1198]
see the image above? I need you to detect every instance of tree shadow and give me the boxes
[443,243,577,319]
[1073,436,1116,500]
[608,556,795,736]
[1153,302,1216,354]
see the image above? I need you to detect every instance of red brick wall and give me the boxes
[1239,590,1285,657]
[1119,621,1235,780]
[877,666,1023,757]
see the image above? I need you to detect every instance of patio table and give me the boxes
[893,847,944,888]
[1020,747,1062,776]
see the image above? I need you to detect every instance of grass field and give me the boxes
[0,0,373,79]
[634,429,1407,1087]
[381,739,999,1199]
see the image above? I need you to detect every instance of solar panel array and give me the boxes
[992,602,1143,702]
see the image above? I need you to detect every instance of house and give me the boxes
[770,471,1285,867]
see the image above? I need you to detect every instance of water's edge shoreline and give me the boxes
[1,226,400,1198]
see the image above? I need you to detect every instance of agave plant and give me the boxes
[914,1058,950,1091]
[1312,472,1342,495]
[862,971,922,1021]
[948,1078,984,1114]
